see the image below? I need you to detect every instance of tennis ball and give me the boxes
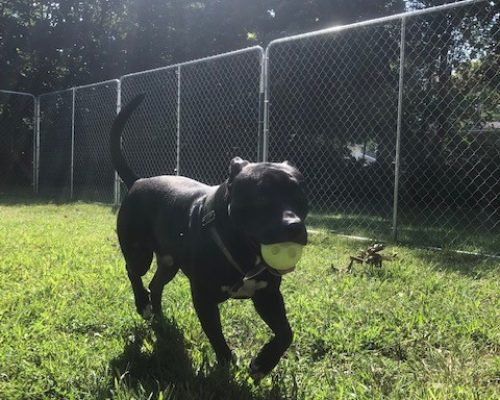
[261,242,304,273]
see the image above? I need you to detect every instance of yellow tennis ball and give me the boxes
[261,242,304,272]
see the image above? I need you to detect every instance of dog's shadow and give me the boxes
[101,317,283,400]
[106,318,192,392]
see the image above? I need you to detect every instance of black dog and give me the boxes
[110,94,309,379]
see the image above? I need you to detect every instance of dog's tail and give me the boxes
[110,93,145,189]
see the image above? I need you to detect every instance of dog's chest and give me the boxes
[221,279,268,299]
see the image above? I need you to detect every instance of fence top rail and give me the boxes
[38,88,74,98]
[267,0,487,49]
[0,90,36,98]
[38,79,121,97]
[121,45,264,80]
[73,78,120,91]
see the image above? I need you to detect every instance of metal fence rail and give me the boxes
[0,90,36,193]
[1,0,498,254]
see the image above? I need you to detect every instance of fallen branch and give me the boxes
[347,243,397,272]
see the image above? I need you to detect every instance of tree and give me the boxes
[1,0,408,94]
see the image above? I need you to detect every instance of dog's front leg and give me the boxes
[250,289,293,380]
[191,289,233,365]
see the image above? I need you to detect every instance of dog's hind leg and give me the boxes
[149,254,179,316]
[124,247,154,319]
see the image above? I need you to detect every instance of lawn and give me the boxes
[0,202,498,399]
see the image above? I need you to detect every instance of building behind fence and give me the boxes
[1,0,498,254]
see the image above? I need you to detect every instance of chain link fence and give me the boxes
[74,80,120,203]
[0,91,35,194]
[397,2,499,254]
[265,0,499,254]
[266,20,402,241]
[178,48,263,184]
[37,81,120,202]
[38,90,73,200]
[120,68,179,180]
[1,0,497,254]
[120,46,263,191]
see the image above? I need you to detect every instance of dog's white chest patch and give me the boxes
[222,280,268,299]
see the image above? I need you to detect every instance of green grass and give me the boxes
[0,202,499,399]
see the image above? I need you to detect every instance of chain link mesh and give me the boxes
[179,48,262,184]
[119,47,263,193]
[38,90,73,200]
[267,22,402,240]
[120,68,179,180]
[398,2,499,253]
[74,81,119,203]
[266,0,499,254]
[0,91,34,193]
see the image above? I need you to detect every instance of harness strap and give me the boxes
[208,226,246,275]
[201,190,269,280]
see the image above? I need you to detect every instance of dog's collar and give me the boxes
[201,190,268,280]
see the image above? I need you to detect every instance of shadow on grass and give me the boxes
[105,319,193,394]
[307,212,392,239]
[0,187,62,206]
[411,249,500,277]
[307,212,499,276]
[100,317,288,400]
[307,210,499,257]
[0,188,120,214]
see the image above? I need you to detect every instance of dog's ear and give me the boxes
[282,160,305,183]
[228,157,249,183]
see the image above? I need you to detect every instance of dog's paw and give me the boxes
[216,349,236,367]
[141,303,154,320]
[249,359,266,383]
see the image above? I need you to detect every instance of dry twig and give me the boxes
[347,243,397,273]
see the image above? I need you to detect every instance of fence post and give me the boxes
[34,96,40,194]
[261,47,270,162]
[70,87,76,200]
[257,48,265,162]
[114,80,122,206]
[176,65,181,175]
[392,17,406,241]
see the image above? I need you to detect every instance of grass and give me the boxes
[0,201,499,399]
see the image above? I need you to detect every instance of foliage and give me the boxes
[1,0,403,94]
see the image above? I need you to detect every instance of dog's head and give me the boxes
[226,157,309,247]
